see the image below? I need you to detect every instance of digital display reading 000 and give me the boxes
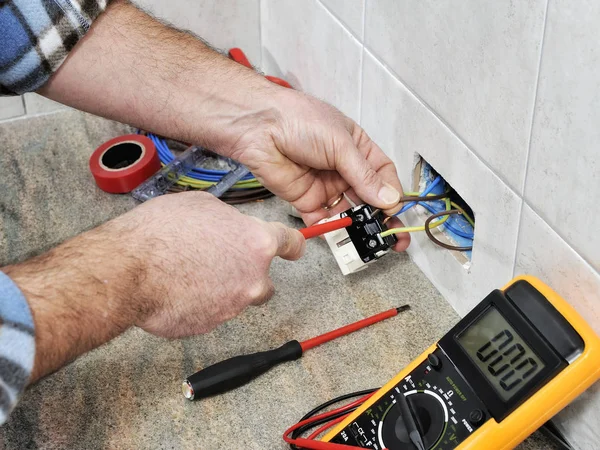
[457,306,545,401]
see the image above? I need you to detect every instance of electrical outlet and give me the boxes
[410,157,475,266]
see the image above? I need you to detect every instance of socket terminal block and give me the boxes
[323,205,397,275]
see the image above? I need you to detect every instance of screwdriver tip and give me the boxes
[395,305,411,313]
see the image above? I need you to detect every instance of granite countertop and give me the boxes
[0,111,558,449]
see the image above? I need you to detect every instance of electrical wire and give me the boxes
[380,198,452,237]
[307,415,349,441]
[451,201,475,227]
[287,389,378,449]
[424,210,474,251]
[287,388,570,450]
[397,175,443,215]
[398,193,449,203]
[397,179,475,241]
[418,200,475,239]
[147,133,263,189]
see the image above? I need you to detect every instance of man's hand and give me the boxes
[3,192,305,381]
[39,1,410,251]
[131,193,305,338]
[227,90,405,226]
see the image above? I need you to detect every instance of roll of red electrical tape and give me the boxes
[89,134,161,194]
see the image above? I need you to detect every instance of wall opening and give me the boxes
[411,157,475,266]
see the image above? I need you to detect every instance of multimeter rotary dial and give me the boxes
[379,389,448,449]
[338,363,472,450]
[327,279,595,450]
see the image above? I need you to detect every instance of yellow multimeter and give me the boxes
[322,276,600,449]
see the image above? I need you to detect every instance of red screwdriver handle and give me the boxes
[229,48,293,88]
[228,48,253,68]
[300,217,353,240]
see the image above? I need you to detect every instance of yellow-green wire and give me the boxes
[401,192,476,227]
[157,162,263,190]
[380,198,452,237]
[450,201,475,227]
[176,174,262,190]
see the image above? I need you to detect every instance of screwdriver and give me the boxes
[182,305,410,401]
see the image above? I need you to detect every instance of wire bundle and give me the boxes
[382,175,475,252]
[144,133,273,204]
[285,387,573,450]
[284,389,378,449]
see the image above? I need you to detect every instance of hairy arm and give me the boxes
[40,0,409,222]
[1,193,304,383]
[2,220,140,382]
[40,0,277,157]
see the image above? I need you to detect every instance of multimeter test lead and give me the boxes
[182,305,410,401]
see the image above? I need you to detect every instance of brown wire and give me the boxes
[399,193,448,203]
[373,193,449,225]
[424,210,473,251]
[165,185,274,204]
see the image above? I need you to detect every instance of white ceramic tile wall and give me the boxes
[515,205,600,337]
[525,0,600,272]
[320,0,365,39]
[133,0,261,65]
[515,205,600,444]
[260,1,600,448]
[364,0,547,193]
[0,0,260,125]
[261,0,362,122]
[0,97,25,121]
[361,51,522,316]
[24,94,70,115]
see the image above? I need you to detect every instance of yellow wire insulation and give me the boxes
[177,175,262,189]
[160,160,263,190]
[450,201,475,227]
[380,198,452,237]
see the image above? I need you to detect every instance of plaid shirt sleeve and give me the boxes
[0,271,35,426]
[0,0,109,96]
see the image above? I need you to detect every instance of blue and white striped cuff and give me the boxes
[0,270,35,426]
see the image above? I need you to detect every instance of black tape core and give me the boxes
[101,142,143,169]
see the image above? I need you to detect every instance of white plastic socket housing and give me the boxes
[321,213,370,275]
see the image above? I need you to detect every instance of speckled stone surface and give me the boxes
[0,111,559,449]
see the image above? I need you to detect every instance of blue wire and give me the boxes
[418,201,474,239]
[397,175,443,215]
[397,174,474,239]
[148,134,471,239]
[148,133,255,182]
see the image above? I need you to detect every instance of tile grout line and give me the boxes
[315,0,364,122]
[258,0,263,68]
[362,45,523,201]
[358,48,365,125]
[362,45,598,275]
[512,0,551,277]
[315,0,363,43]
[362,0,367,41]
[524,199,599,276]
[357,1,367,125]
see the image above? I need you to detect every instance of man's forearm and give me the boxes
[39,0,281,157]
[2,221,141,382]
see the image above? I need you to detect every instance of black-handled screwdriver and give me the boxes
[182,305,410,400]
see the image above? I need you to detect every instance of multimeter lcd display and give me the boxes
[457,306,545,401]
